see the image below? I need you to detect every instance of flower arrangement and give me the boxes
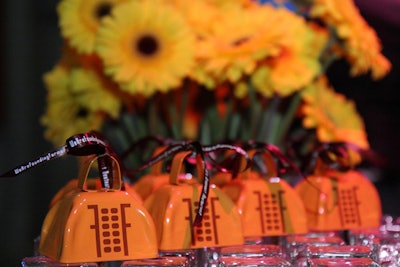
[41,0,391,172]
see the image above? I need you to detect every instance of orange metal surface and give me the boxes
[39,155,158,263]
[295,169,382,231]
[222,172,308,237]
[144,151,244,250]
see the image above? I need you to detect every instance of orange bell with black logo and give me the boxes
[144,150,244,251]
[39,154,158,263]
[219,148,308,238]
[295,168,382,231]
[294,143,382,231]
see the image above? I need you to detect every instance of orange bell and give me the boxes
[295,143,382,232]
[49,167,143,208]
[133,146,170,201]
[220,149,308,238]
[295,168,382,231]
[39,154,158,263]
[144,150,244,251]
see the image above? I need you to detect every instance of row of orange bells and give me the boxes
[39,149,381,263]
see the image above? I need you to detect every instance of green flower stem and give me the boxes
[257,95,281,144]
[109,123,132,150]
[199,116,212,145]
[122,112,146,141]
[103,121,140,171]
[168,93,182,140]
[222,97,233,141]
[114,128,134,159]
[177,85,189,139]
[227,112,241,141]
[319,27,339,75]
[148,96,161,137]
[275,92,302,146]
[208,105,226,143]
[200,93,234,144]
[266,112,283,145]
[247,84,262,140]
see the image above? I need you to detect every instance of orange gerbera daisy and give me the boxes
[249,5,322,97]
[310,0,391,79]
[300,76,369,149]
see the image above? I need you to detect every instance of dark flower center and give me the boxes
[95,2,112,19]
[76,107,89,118]
[136,35,159,56]
[232,36,250,47]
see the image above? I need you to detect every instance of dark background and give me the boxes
[0,0,399,266]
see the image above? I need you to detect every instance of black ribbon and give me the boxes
[65,131,108,156]
[304,142,363,175]
[119,135,166,160]
[0,131,116,188]
[194,143,252,225]
[126,141,209,225]
[121,137,188,180]
[245,140,304,179]
[202,143,251,177]
[0,145,68,178]
[190,142,209,226]
[124,141,190,176]
[126,140,251,226]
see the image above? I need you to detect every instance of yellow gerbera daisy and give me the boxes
[150,0,221,89]
[69,67,122,119]
[309,0,391,79]
[95,0,196,97]
[57,0,126,54]
[300,76,369,150]
[41,65,105,146]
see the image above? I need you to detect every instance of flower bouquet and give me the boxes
[41,0,390,175]
[9,0,395,265]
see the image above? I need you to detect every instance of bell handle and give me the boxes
[77,153,122,191]
[169,150,205,185]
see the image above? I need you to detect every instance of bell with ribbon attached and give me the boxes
[132,145,172,201]
[0,132,158,264]
[295,143,382,231]
[143,144,244,251]
[214,142,308,239]
[39,154,158,263]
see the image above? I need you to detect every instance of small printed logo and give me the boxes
[88,203,132,258]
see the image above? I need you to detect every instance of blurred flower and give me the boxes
[68,67,122,119]
[42,0,391,170]
[57,0,126,54]
[41,65,105,146]
[300,76,369,149]
[309,0,391,79]
[195,4,322,96]
[95,0,196,97]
